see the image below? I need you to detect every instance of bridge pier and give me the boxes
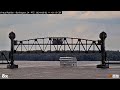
[7,31,18,69]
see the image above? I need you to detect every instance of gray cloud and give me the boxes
[0,11,120,50]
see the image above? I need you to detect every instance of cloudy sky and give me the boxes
[0,11,120,51]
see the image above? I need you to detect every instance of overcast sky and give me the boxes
[0,11,120,51]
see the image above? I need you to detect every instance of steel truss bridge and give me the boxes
[14,37,101,53]
[1,31,120,69]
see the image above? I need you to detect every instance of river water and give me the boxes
[0,61,120,68]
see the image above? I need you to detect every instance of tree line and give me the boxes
[0,50,120,61]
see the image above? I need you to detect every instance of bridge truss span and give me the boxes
[14,37,102,53]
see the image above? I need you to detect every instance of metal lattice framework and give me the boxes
[14,37,102,53]
[0,52,10,64]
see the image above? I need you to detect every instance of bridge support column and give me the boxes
[7,31,18,69]
[97,31,109,68]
